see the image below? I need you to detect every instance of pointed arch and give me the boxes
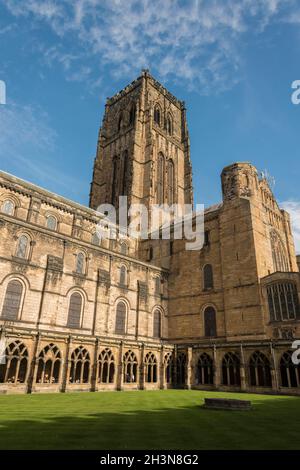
[98,348,115,384]
[121,149,129,195]
[145,352,157,383]
[0,340,28,384]
[270,230,289,272]
[249,351,272,387]
[196,353,214,385]
[168,159,174,205]
[176,352,186,386]
[123,350,138,383]
[154,104,161,126]
[36,344,61,384]
[166,113,173,135]
[69,346,90,384]
[222,352,240,386]
[111,156,119,204]
[129,103,136,125]
[280,351,300,388]
[164,352,174,384]
[157,152,165,205]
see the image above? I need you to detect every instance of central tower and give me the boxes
[89,70,193,219]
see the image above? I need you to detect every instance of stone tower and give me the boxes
[89,70,193,223]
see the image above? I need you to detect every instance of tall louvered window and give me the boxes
[157,153,165,205]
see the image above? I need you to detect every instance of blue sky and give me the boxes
[0,0,300,249]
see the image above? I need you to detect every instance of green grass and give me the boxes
[0,390,299,449]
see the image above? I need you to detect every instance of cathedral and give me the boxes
[0,70,300,395]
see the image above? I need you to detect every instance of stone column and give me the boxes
[0,327,6,369]
[186,347,193,389]
[91,338,99,392]
[213,345,221,389]
[61,335,72,392]
[159,345,165,390]
[27,332,41,394]
[173,345,178,387]
[239,343,247,391]
[117,341,124,391]
[270,342,279,392]
[139,343,145,390]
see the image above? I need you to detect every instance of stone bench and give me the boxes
[203,398,252,411]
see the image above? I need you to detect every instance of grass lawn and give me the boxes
[0,390,299,450]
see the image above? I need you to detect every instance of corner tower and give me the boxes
[89,70,193,217]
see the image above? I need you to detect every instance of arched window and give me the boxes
[249,351,272,387]
[98,348,115,384]
[155,277,161,296]
[115,301,126,335]
[129,104,136,125]
[92,232,100,246]
[157,152,165,205]
[153,310,161,338]
[196,353,214,385]
[222,352,240,386]
[16,235,29,259]
[1,199,14,215]
[0,341,28,384]
[118,112,123,132]
[145,352,157,383]
[36,344,61,384]
[75,252,85,274]
[67,292,83,328]
[154,105,161,126]
[270,230,289,272]
[267,282,300,322]
[168,159,174,204]
[176,352,186,386]
[1,280,23,320]
[167,114,172,135]
[69,346,90,384]
[111,156,118,204]
[123,350,138,383]
[46,215,57,231]
[119,265,127,286]
[121,150,129,195]
[203,264,213,290]
[280,351,300,388]
[164,352,174,384]
[120,242,128,255]
[204,306,217,337]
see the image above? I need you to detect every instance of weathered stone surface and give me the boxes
[0,72,299,395]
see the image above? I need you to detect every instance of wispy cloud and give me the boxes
[2,0,295,93]
[0,101,84,196]
[281,200,300,254]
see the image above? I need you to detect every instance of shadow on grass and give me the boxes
[0,393,299,450]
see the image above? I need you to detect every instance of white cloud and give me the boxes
[281,200,300,254]
[2,0,295,92]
